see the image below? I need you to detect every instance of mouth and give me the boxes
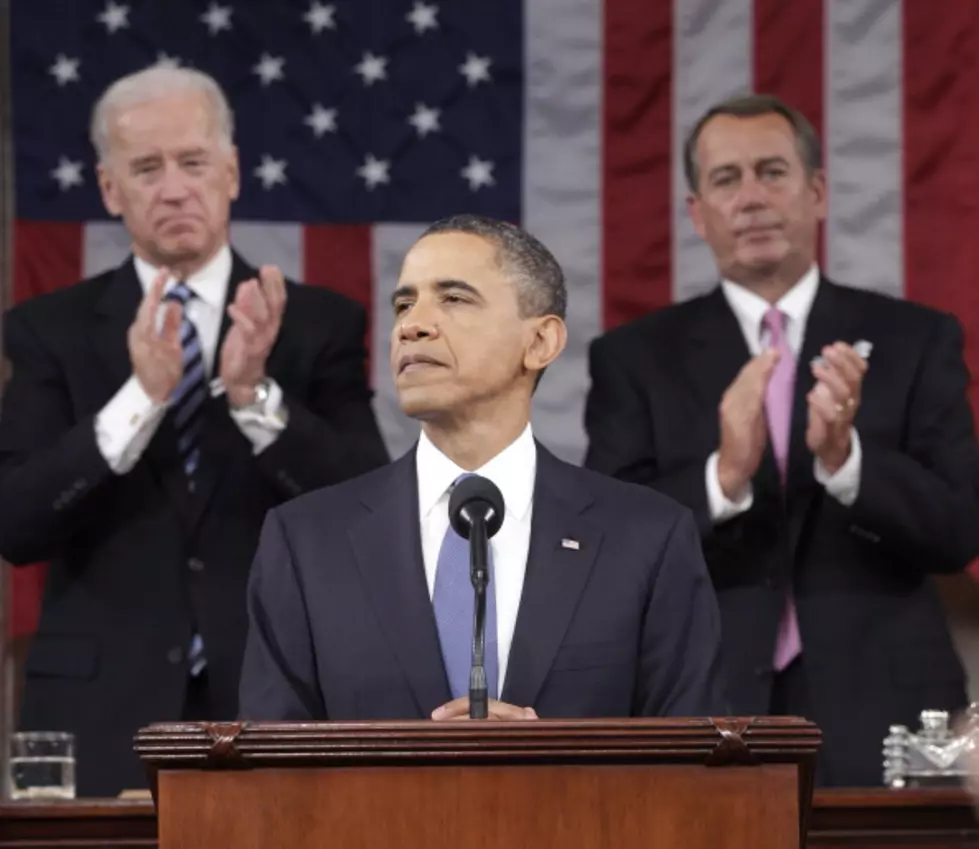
[397,353,447,375]
[737,224,782,238]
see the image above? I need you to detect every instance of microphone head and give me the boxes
[449,474,505,540]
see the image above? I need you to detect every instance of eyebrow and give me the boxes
[390,279,482,307]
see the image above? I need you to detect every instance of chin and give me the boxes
[396,386,456,421]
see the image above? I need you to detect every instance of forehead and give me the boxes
[107,90,221,157]
[696,112,801,168]
[399,232,503,286]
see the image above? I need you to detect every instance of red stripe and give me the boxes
[903,1,979,422]
[8,222,83,639]
[302,224,374,378]
[753,0,826,265]
[602,0,673,330]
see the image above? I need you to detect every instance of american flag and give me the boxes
[9,0,979,639]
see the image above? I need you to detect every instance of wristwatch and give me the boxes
[251,377,272,408]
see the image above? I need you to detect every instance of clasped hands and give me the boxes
[717,340,867,500]
[127,264,287,406]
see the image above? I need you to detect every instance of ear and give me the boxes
[809,168,827,221]
[227,144,240,201]
[524,315,567,376]
[686,192,707,240]
[97,161,122,217]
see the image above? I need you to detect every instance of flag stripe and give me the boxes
[672,0,754,304]
[603,0,673,329]
[903,0,979,419]
[15,221,83,302]
[524,0,602,463]
[824,0,904,298]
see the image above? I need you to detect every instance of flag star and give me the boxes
[49,54,80,86]
[461,155,495,191]
[96,1,130,33]
[305,104,338,137]
[51,156,84,191]
[304,1,336,33]
[254,53,285,86]
[354,52,387,86]
[254,155,287,189]
[408,103,441,138]
[200,2,232,35]
[155,52,181,69]
[406,2,439,34]
[356,154,390,190]
[459,52,491,87]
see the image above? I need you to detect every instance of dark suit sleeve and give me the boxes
[848,314,979,572]
[255,300,389,497]
[635,507,728,717]
[0,308,115,564]
[585,334,713,535]
[238,508,327,720]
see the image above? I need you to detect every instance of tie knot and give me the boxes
[164,282,194,305]
[762,307,787,340]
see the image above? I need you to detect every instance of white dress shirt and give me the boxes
[94,244,287,474]
[705,264,862,522]
[416,424,536,694]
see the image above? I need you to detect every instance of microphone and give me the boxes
[449,475,505,719]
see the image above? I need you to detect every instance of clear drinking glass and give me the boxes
[9,732,76,800]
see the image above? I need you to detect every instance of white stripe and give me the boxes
[371,224,425,460]
[824,0,904,299]
[82,222,303,282]
[523,0,602,464]
[672,0,754,302]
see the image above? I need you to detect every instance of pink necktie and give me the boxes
[763,307,803,672]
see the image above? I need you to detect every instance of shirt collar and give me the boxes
[416,424,537,523]
[720,263,820,338]
[133,243,232,310]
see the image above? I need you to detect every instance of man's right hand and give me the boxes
[716,349,780,500]
[127,268,183,403]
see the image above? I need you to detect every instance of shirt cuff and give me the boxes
[94,375,169,474]
[227,378,289,455]
[814,427,862,506]
[705,451,753,523]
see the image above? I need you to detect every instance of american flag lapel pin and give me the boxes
[561,538,580,551]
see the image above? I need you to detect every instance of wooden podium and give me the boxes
[135,717,821,849]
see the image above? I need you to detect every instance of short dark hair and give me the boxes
[418,214,567,320]
[683,93,822,193]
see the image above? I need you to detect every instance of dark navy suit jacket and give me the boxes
[239,442,728,720]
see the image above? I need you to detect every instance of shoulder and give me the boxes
[829,279,955,329]
[3,269,116,335]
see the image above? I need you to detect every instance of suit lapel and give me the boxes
[502,446,602,708]
[347,451,451,716]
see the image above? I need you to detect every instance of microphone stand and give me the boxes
[468,515,489,719]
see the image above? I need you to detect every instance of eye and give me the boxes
[761,165,787,179]
[393,301,411,315]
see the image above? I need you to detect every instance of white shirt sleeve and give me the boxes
[228,378,289,455]
[705,450,754,523]
[94,375,169,474]
[814,427,862,506]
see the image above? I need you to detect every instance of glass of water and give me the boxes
[9,732,76,800]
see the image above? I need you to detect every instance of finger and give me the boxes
[161,302,183,348]
[135,267,170,334]
[228,304,259,337]
[808,385,842,425]
[487,700,537,721]
[811,363,852,405]
[431,698,469,720]
[246,278,270,324]
[259,265,287,317]
[824,344,866,388]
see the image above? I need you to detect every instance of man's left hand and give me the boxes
[806,342,868,474]
[431,698,538,721]
[219,265,287,407]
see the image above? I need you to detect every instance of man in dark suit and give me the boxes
[0,65,389,796]
[584,93,979,785]
[238,214,725,723]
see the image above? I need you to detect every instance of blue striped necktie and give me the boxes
[164,283,206,483]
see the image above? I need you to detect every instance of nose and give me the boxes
[398,315,437,342]
[158,162,192,203]
[735,174,768,210]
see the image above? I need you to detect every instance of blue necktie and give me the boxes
[164,283,206,482]
[432,476,499,700]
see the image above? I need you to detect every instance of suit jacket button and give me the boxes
[188,557,204,572]
[167,647,183,665]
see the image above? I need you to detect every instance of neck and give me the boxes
[422,402,530,471]
[729,257,812,304]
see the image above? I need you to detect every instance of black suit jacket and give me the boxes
[0,251,390,796]
[238,442,726,722]
[584,277,979,785]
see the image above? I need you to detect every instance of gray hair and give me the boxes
[418,214,567,320]
[90,65,234,163]
[683,93,822,193]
